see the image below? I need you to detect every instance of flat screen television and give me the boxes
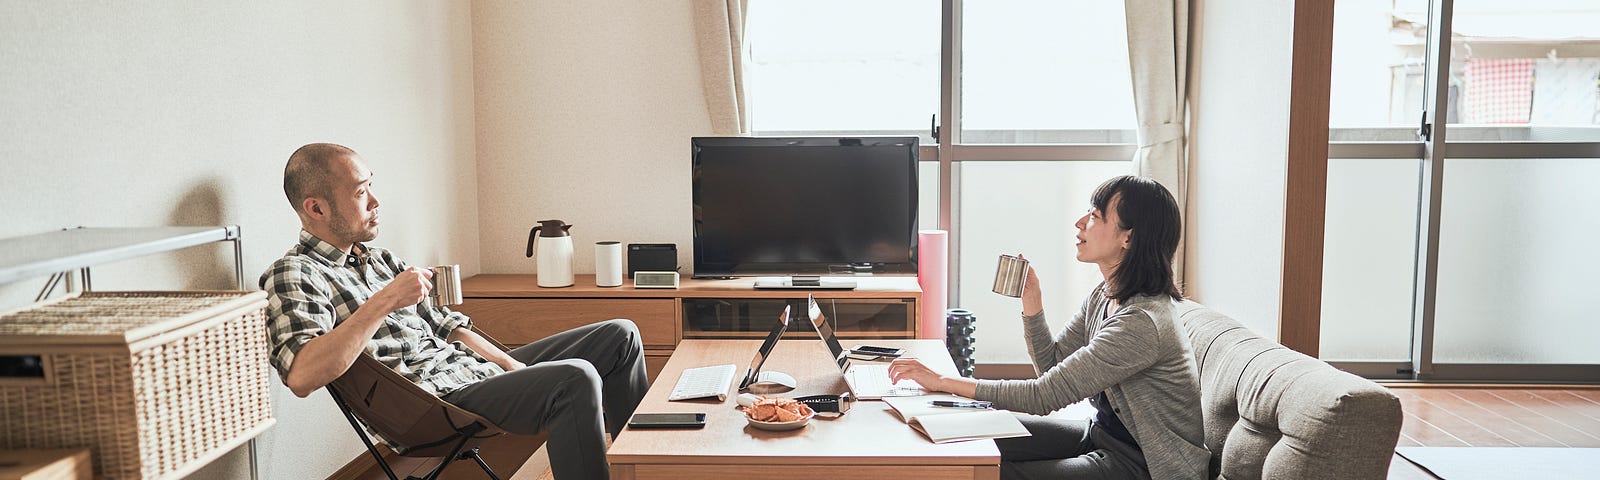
[691,136,919,288]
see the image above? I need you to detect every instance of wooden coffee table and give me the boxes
[607,339,1001,480]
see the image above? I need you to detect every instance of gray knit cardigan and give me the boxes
[974,288,1209,480]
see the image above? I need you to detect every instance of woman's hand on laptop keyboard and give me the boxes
[887,358,980,399]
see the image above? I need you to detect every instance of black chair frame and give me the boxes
[328,387,501,480]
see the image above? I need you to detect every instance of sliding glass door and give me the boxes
[1323,0,1600,382]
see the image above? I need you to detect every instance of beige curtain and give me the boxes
[693,0,750,136]
[1125,0,1190,284]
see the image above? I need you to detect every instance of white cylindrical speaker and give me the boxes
[595,241,623,287]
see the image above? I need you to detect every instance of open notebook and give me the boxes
[882,394,1031,444]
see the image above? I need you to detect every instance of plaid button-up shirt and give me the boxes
[260,230,503,397]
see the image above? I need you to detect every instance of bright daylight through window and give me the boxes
[746,0,1139,364]
[1322,0,1600,372]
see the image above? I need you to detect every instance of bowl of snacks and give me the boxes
[742,396,815,431]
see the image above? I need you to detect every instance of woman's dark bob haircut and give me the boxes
[1091,175,1183,301]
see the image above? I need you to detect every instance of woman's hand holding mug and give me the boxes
[1019,254,1042,317]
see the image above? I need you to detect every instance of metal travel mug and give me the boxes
[429,264,464,307]
[992,254,1029,298]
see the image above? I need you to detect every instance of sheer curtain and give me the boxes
[692,0,750,136]
[1125,0,1191,283]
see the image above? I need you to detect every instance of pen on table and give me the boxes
[929,400,992,409]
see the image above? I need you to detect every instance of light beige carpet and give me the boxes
[1395,447,1600,480]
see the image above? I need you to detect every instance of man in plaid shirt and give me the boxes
[262,143,646,480]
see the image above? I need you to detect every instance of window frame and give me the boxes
[935,0,1136,327]
[745,0,1140,355]
[1314,0,1600,382]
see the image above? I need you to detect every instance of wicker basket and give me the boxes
[0,291,275,480]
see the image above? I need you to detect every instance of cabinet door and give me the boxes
[681,297,917,339]
[455,299,678,349]
[644,351,672,382]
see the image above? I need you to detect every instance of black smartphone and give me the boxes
[851,345,905,357]
[627,413,707,429]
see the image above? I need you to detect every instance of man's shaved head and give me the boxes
[284,143,356,213]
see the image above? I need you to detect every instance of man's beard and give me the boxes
[329,207,378,244]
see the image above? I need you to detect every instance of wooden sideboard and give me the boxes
[455,274,922,381]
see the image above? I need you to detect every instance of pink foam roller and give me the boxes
[918,230,948,340]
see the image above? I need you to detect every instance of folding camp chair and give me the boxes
[326,328,543,480]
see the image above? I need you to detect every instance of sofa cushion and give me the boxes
[1177,301,1402,480]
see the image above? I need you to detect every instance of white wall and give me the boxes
[473,1,713,276]
[1185,0,1295,338]
[0,2,479,479]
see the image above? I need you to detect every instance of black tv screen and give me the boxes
[692,136,919,277]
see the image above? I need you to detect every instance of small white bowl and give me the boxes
[746,412,813,431]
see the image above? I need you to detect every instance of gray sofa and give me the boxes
[1176,301,1403,480]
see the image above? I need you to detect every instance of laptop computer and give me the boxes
[740,304,794,390]
[807,294,924,399]
[669,305,794,401]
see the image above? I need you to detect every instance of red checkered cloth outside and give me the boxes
[1463,58,1534,124]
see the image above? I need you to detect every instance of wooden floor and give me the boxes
[343,386,1600,480]
[1386,386,1600,479]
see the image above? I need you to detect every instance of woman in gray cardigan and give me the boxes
[890,175,1208,480]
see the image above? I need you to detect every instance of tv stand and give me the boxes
[752,276,857,290]
[455,274,921,382]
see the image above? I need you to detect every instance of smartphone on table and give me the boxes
[627,413,707,429]
[850,345,905,358]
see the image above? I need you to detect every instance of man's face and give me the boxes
[323,154,380,245]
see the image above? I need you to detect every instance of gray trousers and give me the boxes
[995,416,1150,480]
[442,319,649,480]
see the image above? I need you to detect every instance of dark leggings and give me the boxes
[995,415,1150,480]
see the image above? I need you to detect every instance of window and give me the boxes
[1329,0,1428,135]
[1432,157,1600,364]
[745,0,938,138]
[1322,0,1600,380]
[746,0,1138,364]
[1442,0,1600,140]
[1330,0,1600,140]
[961,1,1135,143]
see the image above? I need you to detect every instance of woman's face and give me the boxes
[1074,193,1132,267]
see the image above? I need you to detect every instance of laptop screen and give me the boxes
[741,305,791,388]
[808,294,852,372]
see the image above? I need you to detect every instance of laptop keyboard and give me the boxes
[669,363,736,401]
[848,364,924,398]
